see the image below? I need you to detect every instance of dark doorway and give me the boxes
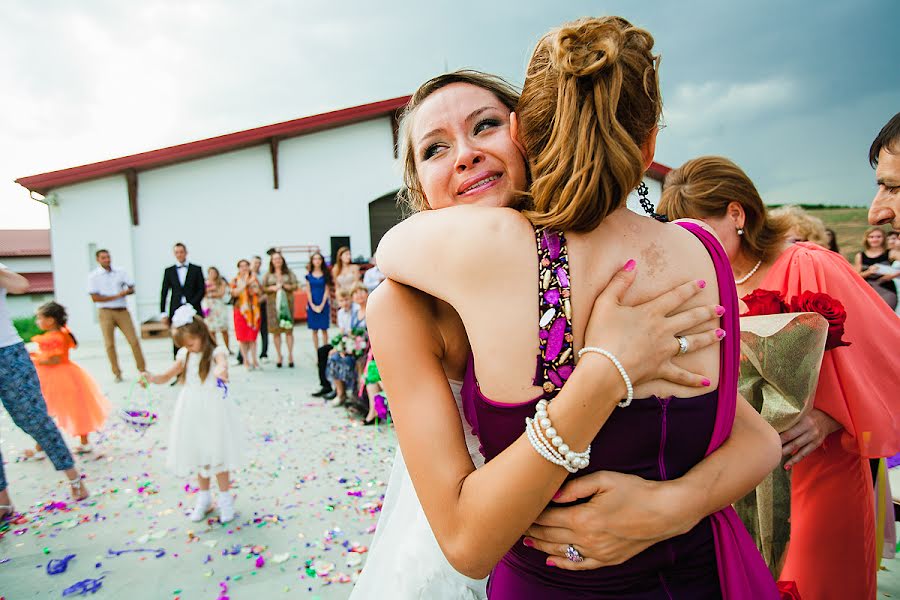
[329,236,350,265]
[368,190,403,255]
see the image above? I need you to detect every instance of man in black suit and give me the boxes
[160,242,205,356]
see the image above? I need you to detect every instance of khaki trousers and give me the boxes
[98,308,146,377]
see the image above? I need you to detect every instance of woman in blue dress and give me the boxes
[305,252,332,348]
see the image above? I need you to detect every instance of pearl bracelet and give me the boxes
[525,399,591,472]
[534,399,591,469]
[576,347,634,408]
[526,417,577,473]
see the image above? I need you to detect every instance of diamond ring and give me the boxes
[676,335,689,355]
[565,544,584,563]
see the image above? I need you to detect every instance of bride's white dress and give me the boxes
[350,379,488,599]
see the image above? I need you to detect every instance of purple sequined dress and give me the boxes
[460,224,778,599]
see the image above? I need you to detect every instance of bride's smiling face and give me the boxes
[411,83,527,210]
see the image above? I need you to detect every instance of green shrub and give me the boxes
[13,316,41,342]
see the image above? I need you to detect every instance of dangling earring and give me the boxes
[638,181,668,223]
[737,228,744,236]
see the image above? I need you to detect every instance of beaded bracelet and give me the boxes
[525,417,578,473]
[534,399,590,469]
[576,347,634,408]
[524,398,592,472]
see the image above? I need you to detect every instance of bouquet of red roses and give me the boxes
[741,289,851,350]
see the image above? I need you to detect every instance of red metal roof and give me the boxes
[16,96,412,195]
[646,161,671,182]
[21,271,54,293]
[0,230,51,257]
[14,93,670,193]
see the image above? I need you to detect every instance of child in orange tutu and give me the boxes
[27,302,110,456]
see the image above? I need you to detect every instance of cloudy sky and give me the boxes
[1,0,897,229]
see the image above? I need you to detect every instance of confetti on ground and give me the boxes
[0,338,396,599]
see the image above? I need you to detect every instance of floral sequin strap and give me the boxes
[535,227,575,395]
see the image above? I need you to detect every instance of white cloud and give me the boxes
[664,77,800,135]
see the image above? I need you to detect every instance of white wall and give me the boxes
[48,116,398,340]
[48,176,136,341]
[625,176,664,216]
[5,293,54,319]
[1,255,52,273]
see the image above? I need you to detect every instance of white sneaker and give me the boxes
[217,492,235,524]
[190,491,212,522]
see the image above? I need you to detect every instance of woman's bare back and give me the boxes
[378,205,722,404]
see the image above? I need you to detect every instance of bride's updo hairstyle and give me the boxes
[398,70,521,214]
[658,156,789,262]
[518,16,662,232]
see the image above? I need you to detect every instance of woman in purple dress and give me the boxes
[369,17,779,599]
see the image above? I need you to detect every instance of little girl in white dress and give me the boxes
[142,305,245,523]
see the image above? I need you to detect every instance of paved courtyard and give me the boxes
[1,336,396,599]
[0,335,897,599]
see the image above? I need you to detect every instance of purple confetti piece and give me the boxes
[47,554,76,575]
[545,317,566,361]
[558,365,574,381]
[62,577,103,596]
[107,547,165,559]
[539,329,549,340]
[543,288,560,306]
[556,267,569,288]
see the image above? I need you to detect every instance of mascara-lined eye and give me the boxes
[474,118,501,135]
[422,144,444,160]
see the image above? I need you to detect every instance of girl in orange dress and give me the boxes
[661,156,900,600]
[28,302,110,455]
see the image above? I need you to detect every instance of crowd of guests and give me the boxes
[765,204,900,313]
[151,242,388,426]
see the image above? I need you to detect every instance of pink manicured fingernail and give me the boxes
[552,490,562,500]
[715,305,725,316]
[523,538,534,548]
[701,378,711,387]
[715,328,726,339]
[546,559,557,567]
[784,464,792,471]
[623,259,636,272]
[697,279,707,289]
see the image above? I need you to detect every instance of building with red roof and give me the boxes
[15,97,669,339]
[0,229,54,317]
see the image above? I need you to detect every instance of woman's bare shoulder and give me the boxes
[376,206,533,300]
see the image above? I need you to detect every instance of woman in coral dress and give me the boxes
[230,259,261,370]
[29,302,110,454]
[661,155,900,600]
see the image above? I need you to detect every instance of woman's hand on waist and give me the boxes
[523,471,699,570]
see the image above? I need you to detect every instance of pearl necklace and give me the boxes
[735,260,762,285]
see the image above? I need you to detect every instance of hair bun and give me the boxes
[552,19,624,77]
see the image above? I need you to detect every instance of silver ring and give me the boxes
[565,544,584,563]
[676,335,689,355]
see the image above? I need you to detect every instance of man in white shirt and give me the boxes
[88,249,146,382]
[363,257,386,293]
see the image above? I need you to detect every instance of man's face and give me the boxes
[174,245,187,263]
[869,148,900,231]
[251,257,262,273]
[96,252,111,270]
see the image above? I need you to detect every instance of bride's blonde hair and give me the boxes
[518,16,662,232]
